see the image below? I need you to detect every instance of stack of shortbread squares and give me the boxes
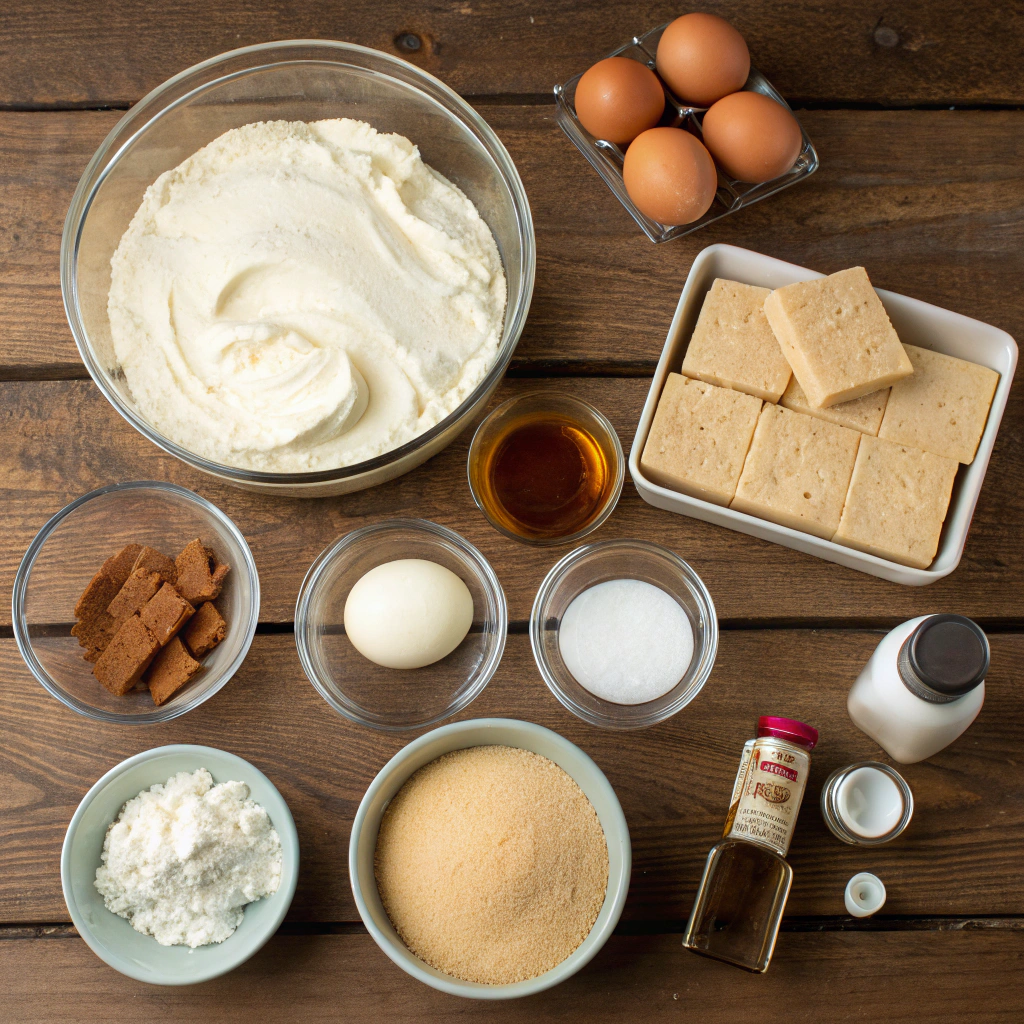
[641,268,999,569]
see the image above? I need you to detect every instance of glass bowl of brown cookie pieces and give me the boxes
[13,481,259,724]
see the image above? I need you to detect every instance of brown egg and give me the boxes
[701,90,803,183]
[623,127,718,226]
[656,13,750,107]
[574,57,666,145]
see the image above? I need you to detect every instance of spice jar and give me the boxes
[683,715,818,973]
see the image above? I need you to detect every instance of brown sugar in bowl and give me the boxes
[13,481,259,724]
[349,718,631,999]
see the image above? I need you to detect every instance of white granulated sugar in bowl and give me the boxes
[557,578,694,704]
[94,768,283,948]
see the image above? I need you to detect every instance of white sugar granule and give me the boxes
[374,745,609,985]
[558,578,694,704]
[94,768,282,948]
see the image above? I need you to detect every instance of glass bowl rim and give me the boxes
[466,390,626,547]
[12,480,261,725]
[294,517,508,732]
[529,538,718,729]
[60,38,536,485]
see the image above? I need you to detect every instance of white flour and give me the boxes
[94,768,283,948]
[107,118,507,472]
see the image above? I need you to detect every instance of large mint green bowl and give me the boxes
[61,744,299,985]
[349,718,631,999]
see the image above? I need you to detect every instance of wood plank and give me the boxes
[3,1,1023,107]
[2,377,1022,626]
[3,928,1024,1022]
[2,107,1022,375]
[3,631,1022,924]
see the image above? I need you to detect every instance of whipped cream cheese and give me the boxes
[108,119,507,472]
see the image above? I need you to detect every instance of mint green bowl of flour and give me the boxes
[61,744,299,985]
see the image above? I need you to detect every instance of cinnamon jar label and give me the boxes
[723,737,811,857]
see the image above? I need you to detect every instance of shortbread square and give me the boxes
[877,344,999,465]
[731,404,862,540]
[834,436,958,569]
[763,267,913,409]
[780,375,889,436]
[681,278,792,401]
[641,373,762,506]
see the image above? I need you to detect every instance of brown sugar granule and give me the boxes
[175,539,230,605]
[140,583,195,647]
[107,568,162,628]
[93,614,160,695]
[132,545,178,585]
[146,637,201,706]
[181,601,227,658]
[374,745,609,986]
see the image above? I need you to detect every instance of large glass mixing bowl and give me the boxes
[61,40,535,496]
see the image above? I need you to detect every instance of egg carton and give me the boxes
[553,23,819,243]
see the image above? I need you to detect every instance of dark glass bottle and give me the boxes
[683,716,818,973]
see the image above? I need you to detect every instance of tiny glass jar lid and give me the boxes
[820,761,914,846]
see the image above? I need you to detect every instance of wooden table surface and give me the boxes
[2,3,1023,1021]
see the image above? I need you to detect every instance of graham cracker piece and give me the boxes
[640,373,762,506]
[681,278,792,402]
[107,568,162,629]
[780,375,889,436]
[834,436,958,569]
[146,637,202,706]
[877,343,1000,465]
[132,545,178,585]
[175,540,230,605]
[140,583,195,647]
[763,267,913,408]
[731,404,862,540]
[93,614,161,696]
[181,601,227,658]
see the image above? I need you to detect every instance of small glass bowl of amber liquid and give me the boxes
[467,392,624,545]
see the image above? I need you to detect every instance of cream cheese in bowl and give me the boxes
[108,118,507,473]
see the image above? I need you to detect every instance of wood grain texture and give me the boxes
[2,1,1023,107]
[4,929,1024,1022]
[2,107,1023,374]
[3,631,1023,924]
[2,378,1022,626]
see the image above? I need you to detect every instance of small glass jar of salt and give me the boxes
[557,578,694,705]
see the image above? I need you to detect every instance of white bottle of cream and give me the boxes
[848,615,990,764]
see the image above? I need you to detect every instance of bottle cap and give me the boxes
[845,872,886,918]
[899,614,989,702]
[758,715,818,750]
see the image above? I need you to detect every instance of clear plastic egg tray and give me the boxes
[553,23,819,243]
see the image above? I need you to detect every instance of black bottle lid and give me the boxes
[898,614,990,704]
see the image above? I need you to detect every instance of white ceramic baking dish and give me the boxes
[628,244,1018,586]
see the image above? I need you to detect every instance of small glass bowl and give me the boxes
[530,539,717,729]
[12,481,259,724]
[467,391,624,546]
[295,519,507,732]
